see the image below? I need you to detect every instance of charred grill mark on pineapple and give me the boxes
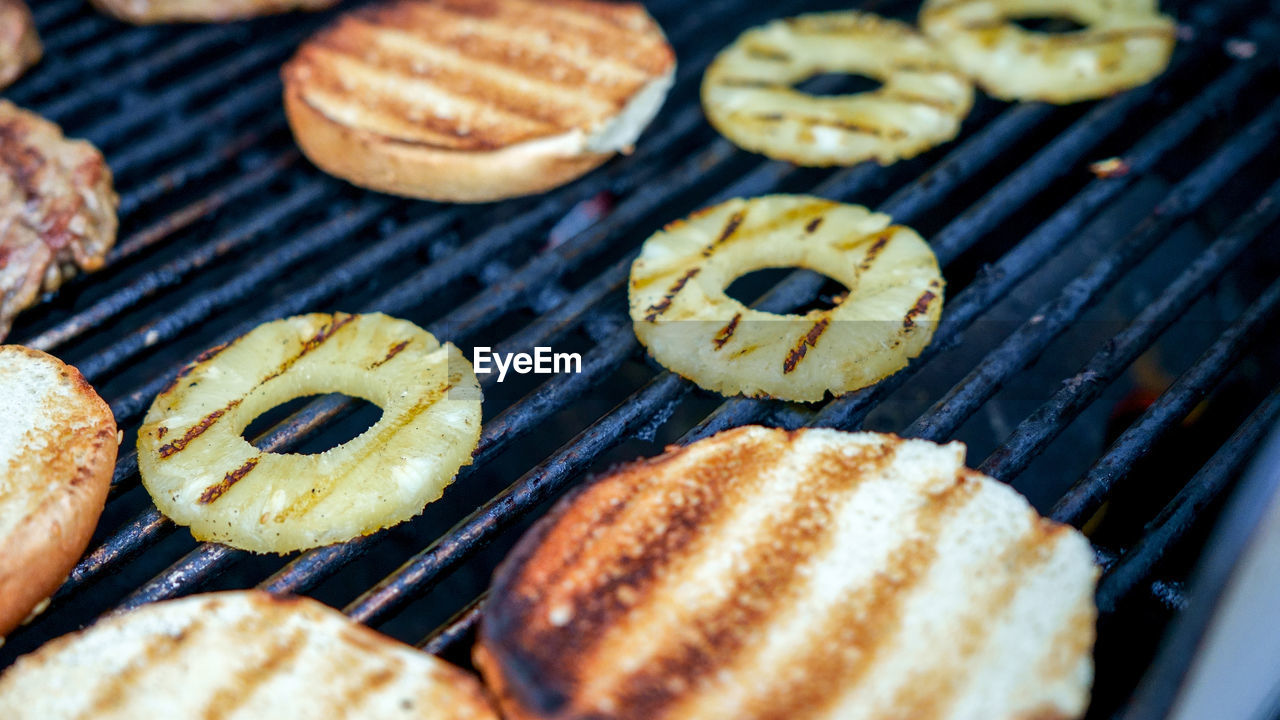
[782,317,830,374]
[903,288,939,330]
[198,457,261,505]
[712,313,742,350]
[745,112,908,140]
[715,78,785,89]
[159,341,234,396]
[744,44,791,62]
[702,209,747,256]
[156,401,241,459]
[857,231,893,271]
[368,339,411,369]
[157,316,357,460]
[644,268,700,322]
[804,216,824,234]
[272,382,456,522]
[262,313,357,383]
[881,90,957,111]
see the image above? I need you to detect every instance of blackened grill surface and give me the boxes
[3,1,1279,718]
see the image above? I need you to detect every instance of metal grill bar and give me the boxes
[979,179,1280,482]
[31,0,82,26]
[77,195,391,382]
[30,0,777,361]
[902,98,1280,442]
[1095,386,1280,611]
[814,56,1263,431]
[1054,275,1280,525]
[115,128,290,217]
[31,0,831,611]
[2,6,1274,711]
[333,32,1273,630]
[29,161,319,351]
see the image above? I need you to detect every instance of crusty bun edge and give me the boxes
[284,88,615,204]
[0,346,116,638]
[88,0,339,24]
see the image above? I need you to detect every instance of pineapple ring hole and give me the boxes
[241,393,383,455]
[725,268,850,313]
[1011,16,1088,34]
[792,72,883,98]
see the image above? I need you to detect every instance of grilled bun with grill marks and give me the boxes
[90,0,339,23]
[0,346,116,638]
[0,591,501,719]
[476,426,1099,720]
[283,0,676,202]
[0,0,40,89]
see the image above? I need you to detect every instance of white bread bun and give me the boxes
[477,426,1099,720]
[282,0,676,203]
[90,0,339,24]
[0,591,500,719]
[0,346,116,639]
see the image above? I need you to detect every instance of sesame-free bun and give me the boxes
[282,0,676,203]
[0,346,116,638]
[0,591,501,719]
[477,427,1099,720]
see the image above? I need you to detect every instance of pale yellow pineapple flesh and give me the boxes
[137,313,482,554]
[629,195,944,402]
[701,11,974,167]
[919,0,1176,104]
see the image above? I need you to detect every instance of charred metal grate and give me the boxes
[3,0,1279,717]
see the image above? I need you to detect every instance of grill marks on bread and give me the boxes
[285,0,674,152]
[0,592,500,720]
[477,428,1099,720]
[0,346,116,639]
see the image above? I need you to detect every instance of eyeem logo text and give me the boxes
[472,347,582,382]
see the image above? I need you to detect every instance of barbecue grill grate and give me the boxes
[3,0,1279,717]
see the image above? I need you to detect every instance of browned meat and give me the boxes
[90,0,339,24]
[0,101,118,340]
[0,0,41,89]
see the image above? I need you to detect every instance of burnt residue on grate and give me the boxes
[2,1,1279,718]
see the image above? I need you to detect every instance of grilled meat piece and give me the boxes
[476,427,1099,720]
[0,101,117,341]
[90,0,339,23]
[0,0,40,89]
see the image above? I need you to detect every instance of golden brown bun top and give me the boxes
[0,591,500,719]
[476,426,1098,720]
[283,0,676,152]
[0,345,116,637]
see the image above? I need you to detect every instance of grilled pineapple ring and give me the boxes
[920,0,1176,104]
[701,12,974,167]
[630,195,944,402]
[138,313,482,554]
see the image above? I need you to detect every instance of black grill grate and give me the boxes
[3,0,1279,717]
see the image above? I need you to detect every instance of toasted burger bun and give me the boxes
[0,346,116,638]
[282,0,676,203]
[90,0,339,24]
[0,591,500,719]
[0,0,40,89]
[476,427,1099,720]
